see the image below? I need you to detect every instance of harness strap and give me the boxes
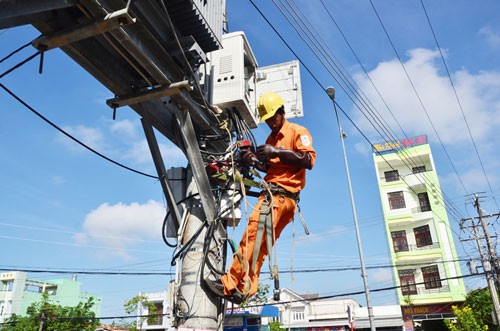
[252,199,273,273]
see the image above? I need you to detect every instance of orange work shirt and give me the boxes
[264,119,316,193]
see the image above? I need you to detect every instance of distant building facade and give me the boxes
[372,135,466,330]
[275,288,403,331]
[0,271,101,323]
[135,290,171,331]
[224,305,279,331]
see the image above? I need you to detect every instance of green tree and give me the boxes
[445,288,496,331]
[465,288,495,329]
[445,305,488,331]
[269,320,285,331]
[4,292,98,331]
[240,284,270,307]
[115,295,158,331]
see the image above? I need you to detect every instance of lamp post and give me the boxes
[326,86,376,331]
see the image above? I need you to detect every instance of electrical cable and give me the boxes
[269,0,467,223]
[419,0,499,210]
[368,0,470,198]
[0,257,472,276]
[0,40,36,64]
[170,220,207,266]
[315,0,468,221]
[0,51,40,79]
[267,0,466,221]
[0,83,158,179]
[0,271,483,325]
[280,0,466,223]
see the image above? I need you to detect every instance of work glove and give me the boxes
[256,144,279,160]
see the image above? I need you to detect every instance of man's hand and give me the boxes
[256,144,279,160]
[240,150,258,167]
[258,144,312,169]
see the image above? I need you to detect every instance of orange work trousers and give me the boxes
[221,193,297,298]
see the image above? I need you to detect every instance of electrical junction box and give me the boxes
[209,31,303,128]
[253,60,303,121]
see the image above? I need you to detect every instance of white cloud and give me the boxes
[479,26,500,49]
[371,268,393,283]
[76,200,165,258]
[124,139,186,166]
[57,119,186,169]
[110,119,137,138]
[353,48,500,145]
[57,125,105,152]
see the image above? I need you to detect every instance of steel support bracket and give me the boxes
[106,81,193,109]
[31,8,136,51]
[174,106,217,224]
[141,118,182,233]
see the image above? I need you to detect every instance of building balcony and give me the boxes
[418,284,450,295]
[401,284,451,297]
[411,207,433,222]
[403,173,427,189]
[394,242,440,255]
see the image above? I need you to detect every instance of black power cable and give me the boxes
[0,83,158,179]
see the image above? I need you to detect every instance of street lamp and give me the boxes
[326,86,376,331]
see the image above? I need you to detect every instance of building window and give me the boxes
[414,225,432,247]
[412,166,426,173]
[418,192,432,212]
[149,302,163,325]
[422,265,442,289]
[398,270,417,295]
[384,170,400,182]
[388,191,406,209]
[391,230,409,252]
[2,281,14,292]
[44,286,57,295]
[292,311,305,321]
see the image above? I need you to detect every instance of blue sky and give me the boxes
[1,0,500,318]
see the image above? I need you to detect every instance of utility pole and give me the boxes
[326,86,376,331]
[473,195,500,288]
[460,194,500,326]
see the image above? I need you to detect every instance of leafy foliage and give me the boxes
[4,292,98,331]
[445,288,496,331]
[465,288,495,329]
[445,305,489,331]
[240,284,270,307]
[269,320,285,331]
[119,295,158,331]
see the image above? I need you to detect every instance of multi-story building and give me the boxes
[135,290,171,331]
[275,288,403,331]
[0,271,101,322]
[372,135,466,330]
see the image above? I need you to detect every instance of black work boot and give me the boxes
[229,292,247,305]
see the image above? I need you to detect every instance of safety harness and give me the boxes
[251,183,302,300]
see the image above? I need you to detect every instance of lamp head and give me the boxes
[326,86,335,101]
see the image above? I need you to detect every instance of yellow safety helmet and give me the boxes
[257,92,285,123]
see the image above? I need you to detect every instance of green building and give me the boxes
[372,135,465,331]
[0,271,101,322]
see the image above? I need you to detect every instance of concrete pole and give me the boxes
[326,87,376,331]
[174,175,225,331]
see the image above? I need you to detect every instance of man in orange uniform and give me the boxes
[205,92,316,303]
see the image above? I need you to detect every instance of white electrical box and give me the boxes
[253,60,303,120]
[209,31,259,127]
[209,31,303,128]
